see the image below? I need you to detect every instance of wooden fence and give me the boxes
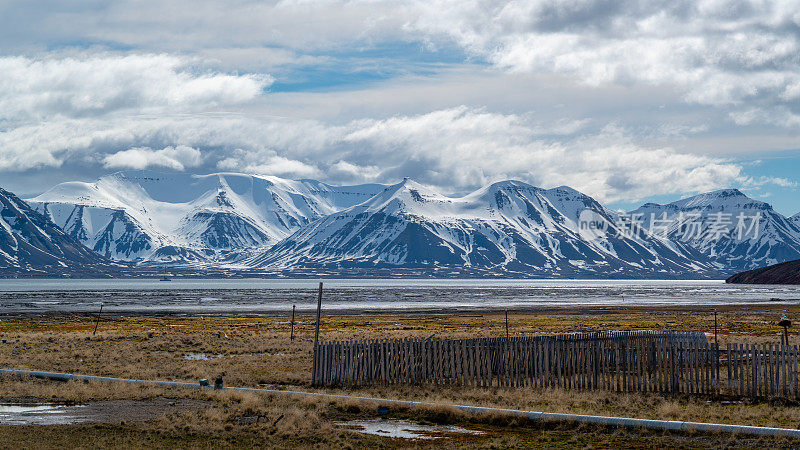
[502,330,707,345]
[311,332,800,399]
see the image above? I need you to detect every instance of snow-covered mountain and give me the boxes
[630,189,800,271]
[250,179,718,277]
[1,187,110,274]
[29,171,385,264]
[20,172,800,278]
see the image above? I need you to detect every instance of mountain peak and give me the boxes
[379,178,441,196]
[550,185,582,194]
[395,177,427,189]
[467,180,540,202]
[487,180,537,190]
[356,178,449,214]
[711,188,744,196]
[668,188,770,211]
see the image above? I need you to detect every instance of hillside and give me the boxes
[631,189,800,271]
[726,259,800,285]
[0,187,113,275]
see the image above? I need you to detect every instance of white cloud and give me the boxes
[2,106,778,203]
[103,145,204,171]
[0,53,272,122]
[4,1,799,124]
[1,1,798,203]
[409,0,800,123]
[0,0,412,53]
[219,153,321,179]
[336,108,752,201]
[748,176,798,189]
[328,160,382,182]
[199,47,329,72]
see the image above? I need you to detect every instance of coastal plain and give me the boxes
[4,305,800,448]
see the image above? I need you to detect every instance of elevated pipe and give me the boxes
[2,368,799,439]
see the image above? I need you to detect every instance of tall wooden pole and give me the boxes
[714,310,718,346]
[290,304,296,341]
[505,309,509,339]
[314,282,323,346]
[312,282,323,385]
[714,310,719,380]
[93,302,104,336]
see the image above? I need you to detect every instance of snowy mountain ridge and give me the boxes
[630,189,800,271]
[14,173,800,277]
[28,171,385,264]
[1,187,110,274]
[249,178,719,277]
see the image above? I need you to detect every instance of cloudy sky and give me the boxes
[1,0,799,214]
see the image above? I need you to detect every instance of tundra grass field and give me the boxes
[2,304,800,448]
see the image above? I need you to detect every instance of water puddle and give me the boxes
[0,403,87,425]
[183,352,277,360]
[0,398,209,426]
[337,419,484,440]
[183,352,224,360]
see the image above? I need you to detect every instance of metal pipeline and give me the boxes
[2,368,799,438]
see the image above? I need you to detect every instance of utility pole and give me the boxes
[714,310,718,347]
[505,309,509,339]
[93,302,104,336]
[290,304,296,341]
[312,282,323,385]
[313,282,323,346]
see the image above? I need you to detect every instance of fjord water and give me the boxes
[1,279,799,314]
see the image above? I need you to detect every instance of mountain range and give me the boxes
[632,189,800,272]
[251,179,715,277]
[28,172,383,264]
[2,170,799,278]
[0,187,112,275]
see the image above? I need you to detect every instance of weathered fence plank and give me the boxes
[312,331,800,401]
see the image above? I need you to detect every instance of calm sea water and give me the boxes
[1,278,799,314]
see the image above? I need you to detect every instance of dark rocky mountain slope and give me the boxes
[726,259,800,285]
[0,187,113,275]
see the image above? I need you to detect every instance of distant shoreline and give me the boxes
[3,302,800,319]
[0,279,797,315]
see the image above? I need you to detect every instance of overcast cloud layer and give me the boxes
[1,1,799,211]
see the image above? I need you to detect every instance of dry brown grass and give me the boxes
[3,306,800,447]
[1,306,796,387]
